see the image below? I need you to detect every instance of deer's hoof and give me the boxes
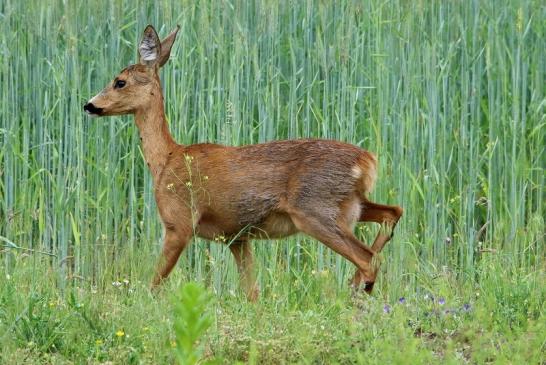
[364,281,375,294]
[246,285,260,302]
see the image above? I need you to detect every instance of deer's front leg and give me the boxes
[229,238,259,302]
[150,229,192,289]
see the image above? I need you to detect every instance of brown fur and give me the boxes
[84,25,403,299]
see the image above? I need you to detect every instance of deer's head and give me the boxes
[84,25,179,117]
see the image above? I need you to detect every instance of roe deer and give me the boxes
[84,25,403,300]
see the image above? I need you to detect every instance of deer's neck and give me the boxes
[135,101,176,182]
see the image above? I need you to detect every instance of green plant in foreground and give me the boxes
[173,282,219,365]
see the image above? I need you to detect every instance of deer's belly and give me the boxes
[195,211,298,241]
[249,212,298,239]
[194,212,237,241]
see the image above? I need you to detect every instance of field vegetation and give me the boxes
[1,0,544,363]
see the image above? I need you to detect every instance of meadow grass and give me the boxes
[1,0,545,363]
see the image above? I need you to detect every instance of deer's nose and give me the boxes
[83,102,103,115]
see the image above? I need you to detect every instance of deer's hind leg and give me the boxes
[351,200,403,292]
[288,207,378,289]
[360,200,403,252]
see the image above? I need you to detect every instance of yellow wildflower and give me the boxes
[115,330,125,338]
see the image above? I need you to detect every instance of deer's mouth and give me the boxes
[83,102,104,116]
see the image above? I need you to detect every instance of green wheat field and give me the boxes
[1,0,544,363]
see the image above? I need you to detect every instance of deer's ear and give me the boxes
[158,25,180,67]
[139,25,162,66]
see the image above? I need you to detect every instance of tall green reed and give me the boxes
[0,0,543,296]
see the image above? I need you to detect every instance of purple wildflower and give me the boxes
[398,297,406,304]
[463,303,471,311]
[438,298,446,306]
[383,304,391,314]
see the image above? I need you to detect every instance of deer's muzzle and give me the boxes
[83,102,103,116]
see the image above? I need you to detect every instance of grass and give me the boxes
[1,0,545,363]
[1,255,544,363]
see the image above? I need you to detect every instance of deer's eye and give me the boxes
[114,79,126,89]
